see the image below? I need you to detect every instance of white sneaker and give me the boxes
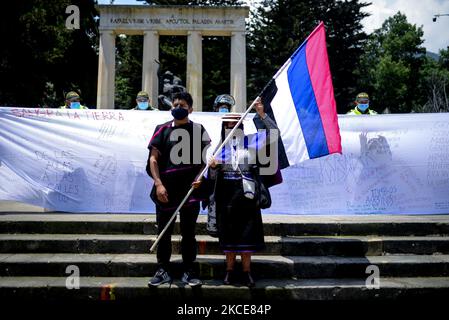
[181,271,202,287]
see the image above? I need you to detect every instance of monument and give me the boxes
[96,5,249,111]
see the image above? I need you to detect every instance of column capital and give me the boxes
[187,30,202,36]
[143,30,159,36]
[99,30,115,36]
[231,31,246,37]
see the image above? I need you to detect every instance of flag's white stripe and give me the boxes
[271,60,310,165]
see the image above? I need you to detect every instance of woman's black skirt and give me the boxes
[215,178,265,252]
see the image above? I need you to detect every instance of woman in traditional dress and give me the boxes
[208,98,278,287]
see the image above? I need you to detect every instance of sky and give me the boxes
[98,0,449,53]
[362,0,449,53]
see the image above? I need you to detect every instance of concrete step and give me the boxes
[1,253,449,279]
[1,234,449,256]
[1,276,449,301]
[2,214,449,236]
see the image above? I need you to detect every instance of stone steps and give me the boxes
[1,253,449,279]
[1,213,449,300]
[1,276,449,301]
[1,214,449,236]
[1,234,449,255]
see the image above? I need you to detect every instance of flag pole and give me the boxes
[149,98,260,253]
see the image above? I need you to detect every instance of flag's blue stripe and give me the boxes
[287,43,329,158]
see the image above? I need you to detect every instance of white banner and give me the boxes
[0,107,448,214]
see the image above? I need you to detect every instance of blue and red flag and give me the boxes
[259,22,342,166]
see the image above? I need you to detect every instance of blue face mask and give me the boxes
[137,101,149,110]
[171,107,189,120]
[358,103,369,112]
[70,102,81,109]
[219,107,229,113]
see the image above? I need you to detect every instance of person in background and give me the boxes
[347,92,377,115]
[133,91,157,111]
[60,91,88,109]
[213,94,235,113]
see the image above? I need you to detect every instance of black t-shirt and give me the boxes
[147,120,210,209]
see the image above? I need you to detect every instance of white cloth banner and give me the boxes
[0,107,448,215]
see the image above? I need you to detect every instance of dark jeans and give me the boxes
[155,202,200,273]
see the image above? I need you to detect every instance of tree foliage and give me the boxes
[0,0,98,108]
[2,0,448,114]
[416,48,449,113]
[357,12,426,113]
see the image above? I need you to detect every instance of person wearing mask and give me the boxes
[208,98,274,288]
[347,92,377,115]
[60,91,88,109]
[146,92,210,287]
[213,94,235,113]
[133,91,157,110]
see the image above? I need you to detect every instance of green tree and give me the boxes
[0,0,98,108]
[115,35,144,109]
[247,0,369,113]
[440,48,449,69]
[415,48,449,113]
[357,12,426,113]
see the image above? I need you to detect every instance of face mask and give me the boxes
[358,103,369,112]
[70,102,81,109]
[137,101,149,110]
[171,107,189,120]
[219,107,229,113]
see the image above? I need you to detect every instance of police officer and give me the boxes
[213,94,235,113]
[347,92,377,115]
[133,91,157,110]
[60,91,88,109]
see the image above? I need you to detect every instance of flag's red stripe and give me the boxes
[305,23,342,154]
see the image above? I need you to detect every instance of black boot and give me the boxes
[243,271,255,288]
[223,270,234,285]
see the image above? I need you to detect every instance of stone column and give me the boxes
[96,31,116,109]
[230,31,247,113]
[142,31,159,110]
[187,31,202,111]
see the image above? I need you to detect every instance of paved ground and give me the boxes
[2,200,449,224]
[0,201,45,212]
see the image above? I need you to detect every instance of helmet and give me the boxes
[213,94,235,110]
[65,91,80,100]
[136,91,149,100]
[356,92,369,101]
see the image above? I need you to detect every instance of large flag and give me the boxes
[259,22,342,166]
